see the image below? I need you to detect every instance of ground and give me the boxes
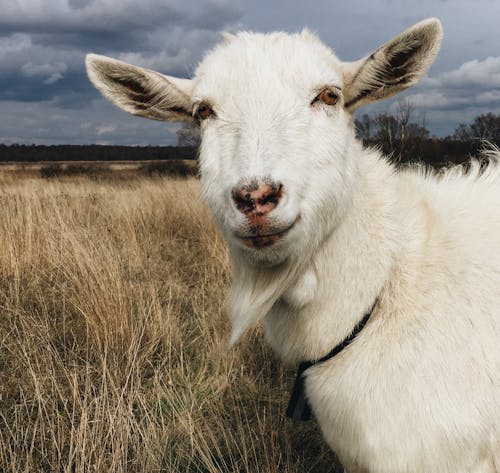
[0,171,341,473]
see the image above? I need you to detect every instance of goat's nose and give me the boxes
[232,180,284,216]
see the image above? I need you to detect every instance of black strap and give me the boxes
[286,301,377,421]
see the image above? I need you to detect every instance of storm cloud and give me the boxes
[1,0,500,144]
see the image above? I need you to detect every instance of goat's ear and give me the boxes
[86,54,194,122]
[342,18,443,111]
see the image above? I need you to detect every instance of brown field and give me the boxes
[0,173,341,473]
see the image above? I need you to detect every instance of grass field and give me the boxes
[0,173,342,473]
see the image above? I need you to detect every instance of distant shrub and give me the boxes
[140,160,198,177]
[38,160,198,180]
[40,164,105,179]
[40,164,63,178]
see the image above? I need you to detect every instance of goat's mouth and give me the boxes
[235,220,297,249]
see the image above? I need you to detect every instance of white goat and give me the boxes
[86,18,500,473]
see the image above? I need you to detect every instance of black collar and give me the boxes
[286,299,377,421]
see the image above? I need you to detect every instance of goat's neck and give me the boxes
[263,151,414,364]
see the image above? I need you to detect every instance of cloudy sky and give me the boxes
[2,0,500,145]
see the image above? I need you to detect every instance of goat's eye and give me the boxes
[196,103,214,121]
[313,88,339,106]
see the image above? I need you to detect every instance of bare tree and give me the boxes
[374,113,400,156]
[453,113,500,143]
[355,100,429,162]
[355,113,373,143]
[397,99,414,162]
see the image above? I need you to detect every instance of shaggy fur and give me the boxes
[86,18,499,473]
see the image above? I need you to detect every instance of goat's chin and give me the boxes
[228,231,298,266]
[234,244,291,266]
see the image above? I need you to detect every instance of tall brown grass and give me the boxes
[0,173,341,473]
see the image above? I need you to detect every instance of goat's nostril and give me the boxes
[232,180,284,216]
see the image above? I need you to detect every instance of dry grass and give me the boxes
[0,174,341,473]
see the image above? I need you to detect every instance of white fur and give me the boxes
[86,18,500,473]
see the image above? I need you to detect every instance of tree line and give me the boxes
[2,108,500,167]
[353,102,500,167]
[0,144,197,163]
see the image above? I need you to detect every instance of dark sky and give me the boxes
[2,0,500,145]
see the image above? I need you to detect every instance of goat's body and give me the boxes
[86,19,500,472]
[263,146,500,472]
